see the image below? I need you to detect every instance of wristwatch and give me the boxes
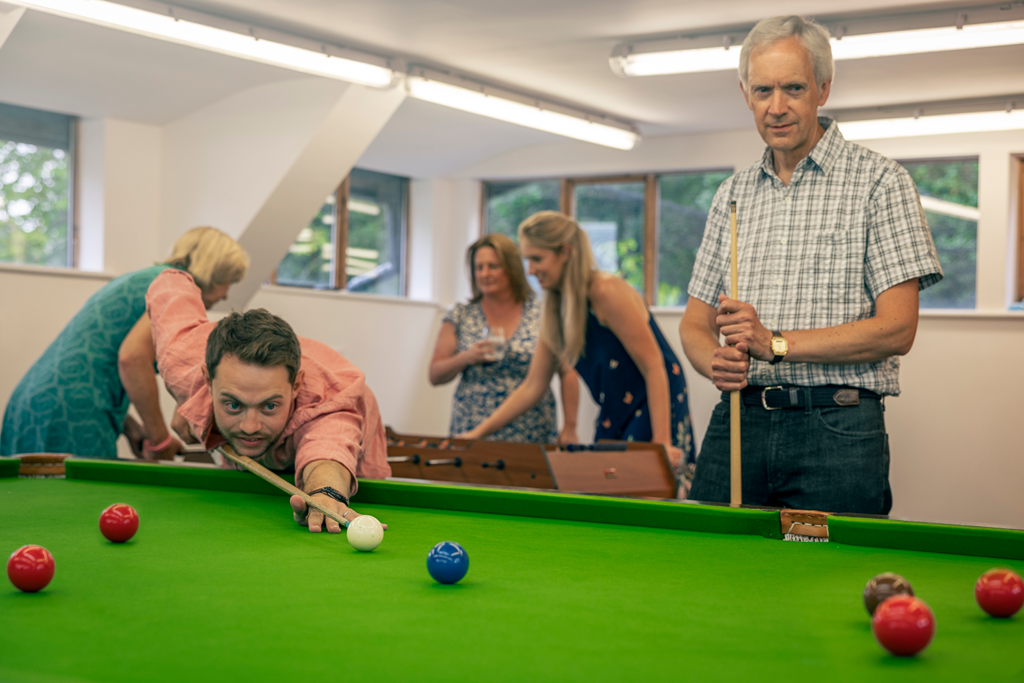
[769,331,788,365]
[308,486,349,506]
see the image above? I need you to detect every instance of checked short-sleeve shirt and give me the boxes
[687,117,943,396]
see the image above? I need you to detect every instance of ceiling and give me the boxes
[0,0,1022,177]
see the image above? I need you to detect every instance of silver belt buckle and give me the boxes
[761,385,784,411]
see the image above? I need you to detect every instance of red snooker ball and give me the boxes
[871,595,935,656]
[7,545,55,593]
[99,504,139,543]
[975,568,1024,618]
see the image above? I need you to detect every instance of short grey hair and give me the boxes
[739,16,834,93]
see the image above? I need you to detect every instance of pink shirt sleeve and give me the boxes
[146,269,216,440]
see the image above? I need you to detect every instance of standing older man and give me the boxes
[680,15,942,514]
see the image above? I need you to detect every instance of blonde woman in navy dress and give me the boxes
[459,212,695,494]
[430,233,579,444]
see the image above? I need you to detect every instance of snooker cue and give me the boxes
[217,445,384,530]
[729,200,742,506]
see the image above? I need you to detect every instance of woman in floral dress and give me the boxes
[430,233,578,443]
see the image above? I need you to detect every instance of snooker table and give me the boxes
[1,457,1022,683]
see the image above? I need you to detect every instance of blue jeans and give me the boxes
[689,393,891,514]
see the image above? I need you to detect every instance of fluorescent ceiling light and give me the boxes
[837,109,1024,140]
[832,20,1024,60]
[407,76,639,150]
[613,19,1024,77]
[618,46,740,77]
[7,0,395,87]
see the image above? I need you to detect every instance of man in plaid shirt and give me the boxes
[680,16,942,514]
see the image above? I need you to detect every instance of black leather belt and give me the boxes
[732,384,880,410]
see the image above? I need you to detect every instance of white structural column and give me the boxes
[976,147,1012,308]
[77,119,162,274]
[159,77,406,308]
[0,5,24,48]
[230,83,407,308]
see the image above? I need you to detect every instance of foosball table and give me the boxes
[385,428,678,499]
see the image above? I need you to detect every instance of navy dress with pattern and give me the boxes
[574,307,696,493]
[446,297,557,443]
[0,264,174,458]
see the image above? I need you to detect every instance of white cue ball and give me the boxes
[346,515,384,552]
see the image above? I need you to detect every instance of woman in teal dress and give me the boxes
[430,233,578,444]
[458,212,696,496]
[0,227,248,460]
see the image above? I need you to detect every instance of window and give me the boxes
[276,168,408,295]
[483,170,731,305]
[0,102,75,268]
[483,180,561,239]
[900,158,978,309]
[657,171,732,306]
[572,178,647,293]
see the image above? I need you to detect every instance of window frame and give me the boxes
[896,155,980,310]
[0,104,79,270]
[483,169,732,307]
[273,169,409,296]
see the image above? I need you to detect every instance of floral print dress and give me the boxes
[446,297,557,443]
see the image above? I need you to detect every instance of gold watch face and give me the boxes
[771,335,788,356]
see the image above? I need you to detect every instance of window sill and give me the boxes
[918,308,1024,320]
[259,284,441,309]
[651,305,1024,321]
[0,263,114,281]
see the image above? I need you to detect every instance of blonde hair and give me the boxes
[467,233,532,304]
[518,211,597,366]
[164,227,249,292]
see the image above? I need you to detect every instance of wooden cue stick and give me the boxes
[729,200,742,507]
[217,445,369,530]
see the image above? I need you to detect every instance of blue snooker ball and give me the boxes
[427,541,469,584]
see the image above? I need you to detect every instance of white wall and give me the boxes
[78,119,162,275]
[0,267,111,418]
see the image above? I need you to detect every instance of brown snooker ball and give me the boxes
[864,572,915,616]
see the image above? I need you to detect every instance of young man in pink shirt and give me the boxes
[146,268,391,532]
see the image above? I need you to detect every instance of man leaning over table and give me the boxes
[144,267,390,532]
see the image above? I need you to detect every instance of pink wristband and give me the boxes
[144,433,175,452]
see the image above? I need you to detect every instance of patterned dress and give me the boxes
[0,264,174,458]
[446,297,557,443]
[573,307,696,495]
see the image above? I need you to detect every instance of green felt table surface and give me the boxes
[1,459,1022,683]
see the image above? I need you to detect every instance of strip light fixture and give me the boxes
[6,0,396,87]
[407,69,640,150]
[838,108,1024,140]
[611,10,1024,77]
